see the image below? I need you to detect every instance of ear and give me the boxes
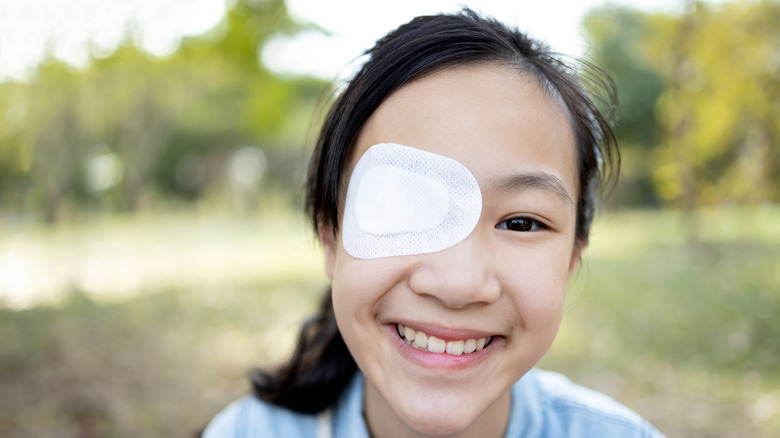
[568,239,585,278]
[318,222,337,280]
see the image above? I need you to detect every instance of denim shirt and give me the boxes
[203,368,665,438]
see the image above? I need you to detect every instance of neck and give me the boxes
[363,381,511,438]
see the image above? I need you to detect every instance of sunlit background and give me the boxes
[0,0,778,437]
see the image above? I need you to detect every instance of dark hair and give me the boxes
[251,9,619,414]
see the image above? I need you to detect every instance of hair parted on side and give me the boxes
[251,8,619,414]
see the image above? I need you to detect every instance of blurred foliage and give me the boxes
[584,0,780,210]
[1,0,778,223]
[650,1,780,209]
[0,0,327,221]
[583,6,667,206]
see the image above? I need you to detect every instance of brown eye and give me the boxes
[496,217,546,232]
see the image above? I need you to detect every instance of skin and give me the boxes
[320,64,583,438]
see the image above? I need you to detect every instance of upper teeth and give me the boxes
[397,323,491,355]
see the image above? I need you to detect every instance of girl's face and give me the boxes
[321,64,581,438]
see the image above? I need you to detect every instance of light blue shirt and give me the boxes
[204,368,665,437]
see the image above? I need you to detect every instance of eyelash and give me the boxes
[495,216,549,232]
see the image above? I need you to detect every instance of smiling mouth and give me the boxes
[397,324,493,355]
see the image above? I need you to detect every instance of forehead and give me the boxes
[350,64,578,194]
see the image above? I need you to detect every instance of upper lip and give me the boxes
[392,320,498,342]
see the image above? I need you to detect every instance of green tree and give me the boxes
[649,1,780,209]
[153,0,325,204]
[84,45,177,211]
[0,81,32,209]
[0,0,327,218]
[23,60,89,222]
[584,6,667,206]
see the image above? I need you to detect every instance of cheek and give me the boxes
[500,245,573,317]
[332,258,379,300]
[330,256,404,326]
[330,260,366,332]
[330,264,369,366]
[331,257,407,373]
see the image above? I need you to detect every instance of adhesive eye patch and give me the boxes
[342,142,482,259]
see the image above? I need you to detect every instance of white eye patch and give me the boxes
[342,142,482,259]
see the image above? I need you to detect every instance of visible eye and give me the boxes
[496,217,548,232]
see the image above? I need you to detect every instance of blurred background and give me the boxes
[0,0,778,436]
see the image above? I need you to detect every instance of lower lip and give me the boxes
[385,324,499,371]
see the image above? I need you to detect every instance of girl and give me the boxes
[204,9,665,438]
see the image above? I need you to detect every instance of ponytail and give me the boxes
[249,290,357,413]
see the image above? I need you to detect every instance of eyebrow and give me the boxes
[494,171,573,205]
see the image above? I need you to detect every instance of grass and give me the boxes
[543,207,780,437]
[1,206,778,437]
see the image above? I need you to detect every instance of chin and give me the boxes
[405,416,474,437]
[395,399,483,437]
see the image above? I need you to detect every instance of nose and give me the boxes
[407,230,501,308]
